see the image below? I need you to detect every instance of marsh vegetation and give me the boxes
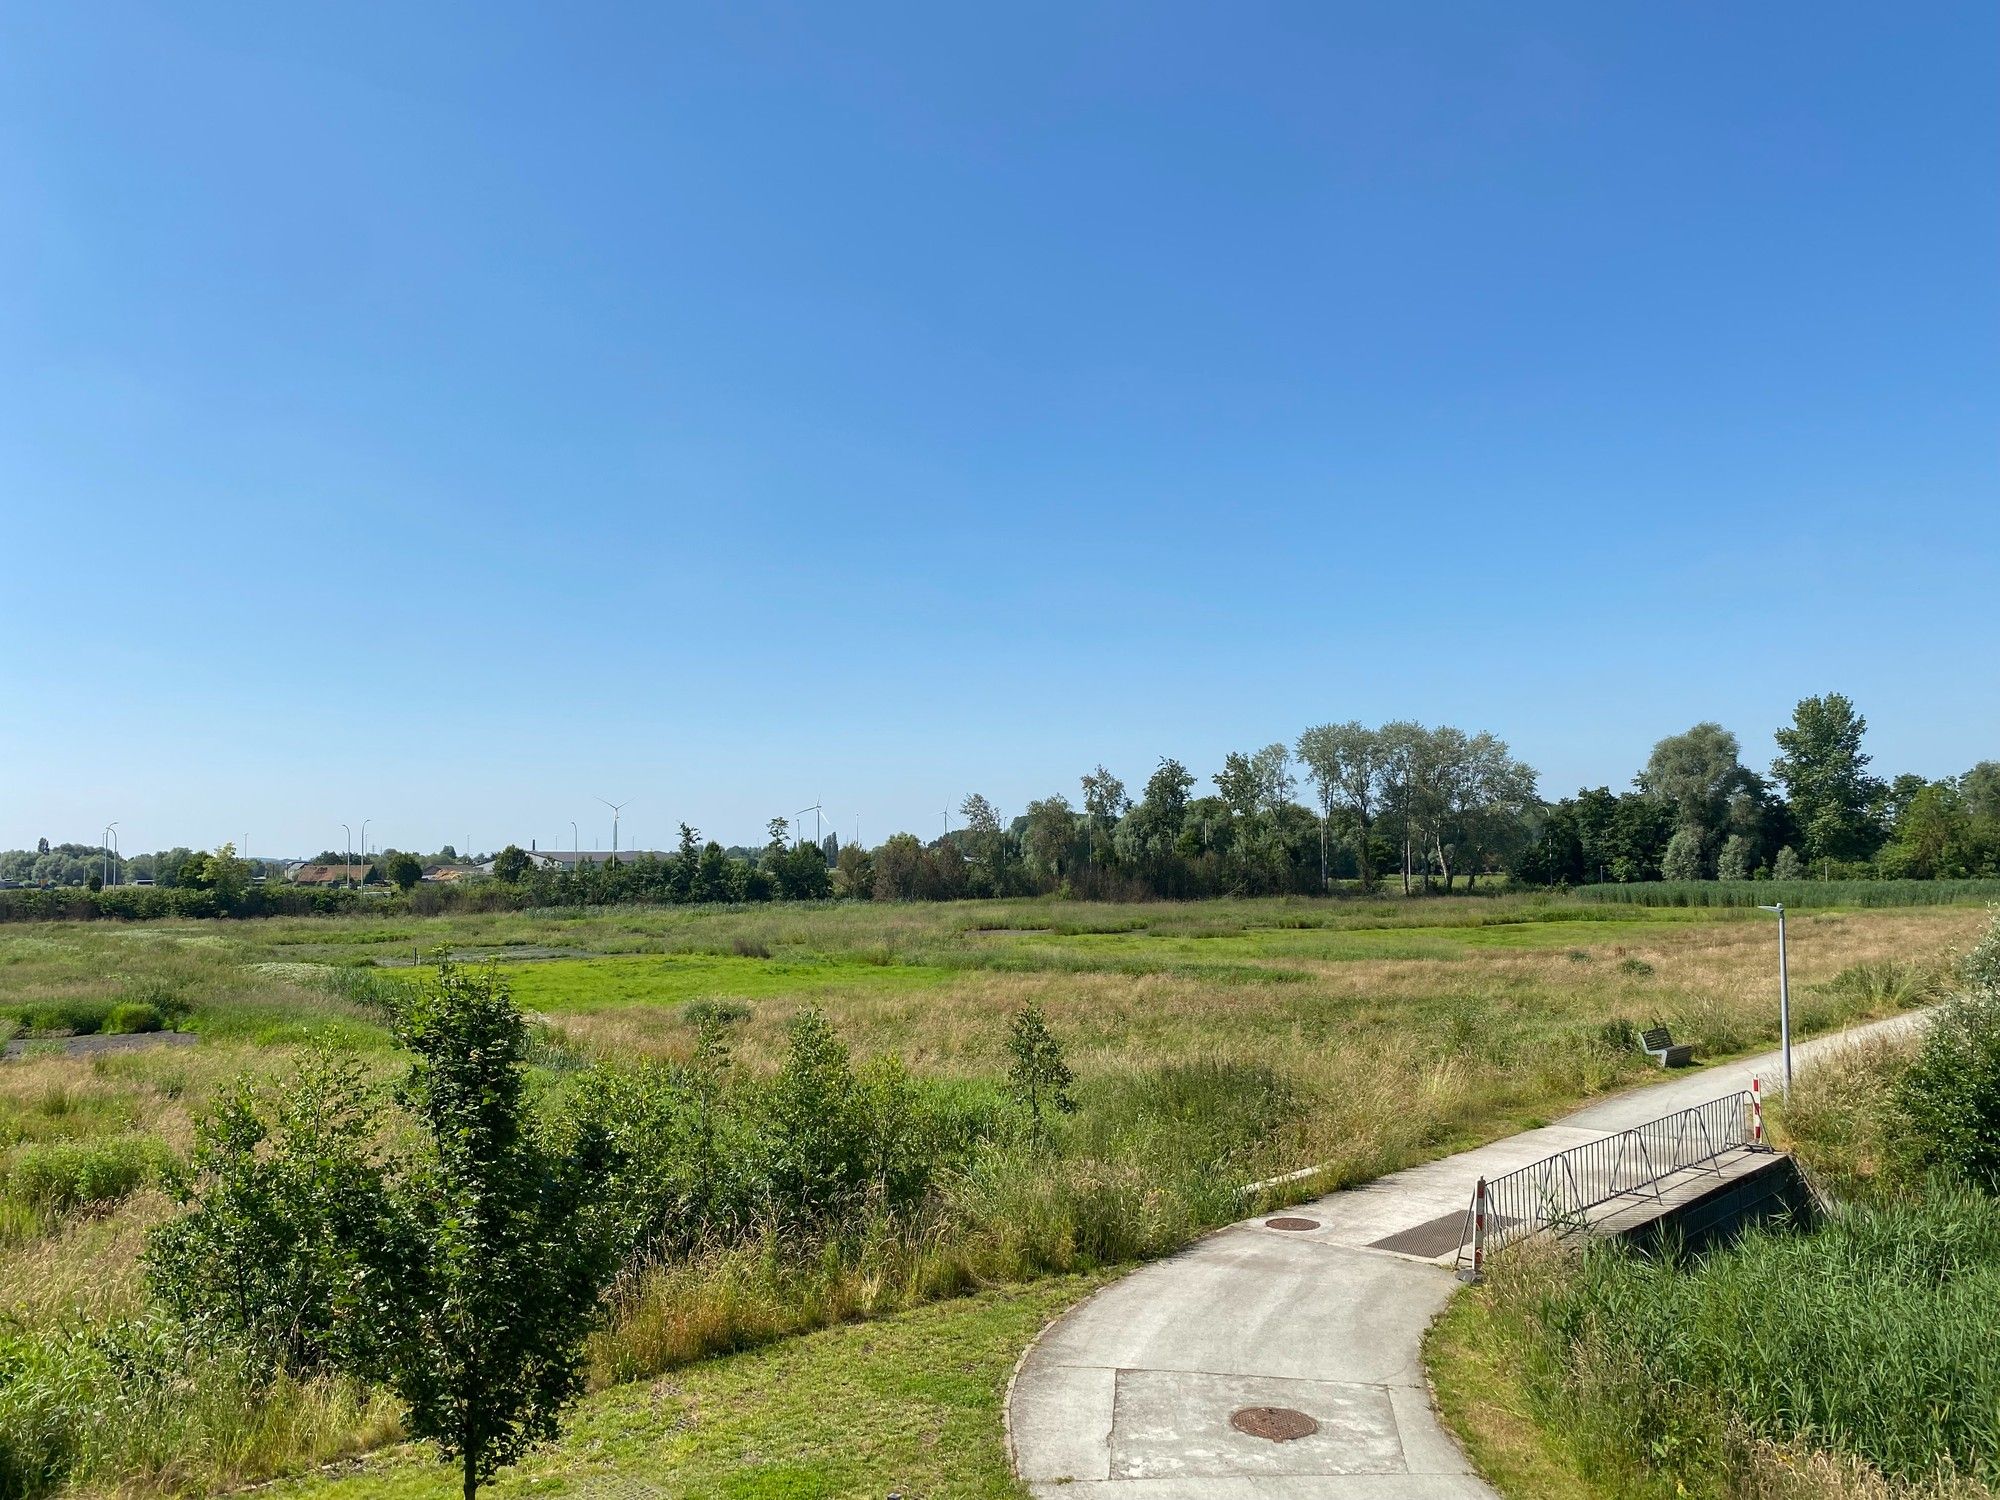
[0,894,1978,1496]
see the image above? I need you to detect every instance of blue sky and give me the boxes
[3,2,1995,857]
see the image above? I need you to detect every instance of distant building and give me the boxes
[290,862,374,886]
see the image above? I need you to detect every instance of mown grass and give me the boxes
[253,1273,1110,1500]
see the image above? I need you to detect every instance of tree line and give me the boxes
[8,692,1993,920]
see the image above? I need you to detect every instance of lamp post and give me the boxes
[102,823,118,887]
[341,823,353,890]
[1758,902,1793,1091]
[360,820,371,882]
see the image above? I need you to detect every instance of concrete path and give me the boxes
[1006,1011,1926,1499]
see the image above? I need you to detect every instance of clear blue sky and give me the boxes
[3,3,1995,857]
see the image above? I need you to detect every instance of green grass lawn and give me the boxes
[257,1274,1108,1500]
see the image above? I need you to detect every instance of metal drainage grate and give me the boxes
[1264,1216,1320,1231]
[1231,1405,1320,1442]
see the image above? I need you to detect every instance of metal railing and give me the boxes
[1455,1089,1762,1276]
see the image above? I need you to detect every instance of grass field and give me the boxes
[0,892,1985,1497]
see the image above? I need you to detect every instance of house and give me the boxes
[290,863,374,886]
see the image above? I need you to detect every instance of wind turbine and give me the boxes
[595,797,632,856]
[796,802,826,849]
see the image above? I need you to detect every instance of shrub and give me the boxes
[1893,986,2000,1190]
[102,1004,164,1036]
[1618,957,1654,977]
[683,998,749,1028]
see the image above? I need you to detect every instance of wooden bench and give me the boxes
[1640,1026,1694,1068]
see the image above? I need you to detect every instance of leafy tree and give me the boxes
[368,958,618,1500]
[1079,765,1130,868]
[1296,722,1387,889]
[1114,759,1196,892]
[489,845,531,884]
[201,844,250,907]
[1879,782,1972,879]
[384,851,425,892]
[1640,723,1756,850]
[1773,845,1804,880]
[1021,795,1080,886]
[693,842,737,904]
[872,833,925,900]
[1007,1002,1076,1142]
[833,841,874,898]
[1772,693,1885,865]
[957,793,1013,896]
[1716,832,1754,881]
[1661,826,1706,881]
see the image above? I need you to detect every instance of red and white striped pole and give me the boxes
[1750,1076,1764,1148]
[1471,1176,1488,1280]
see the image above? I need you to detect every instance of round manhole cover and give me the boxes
[1264,1216,1320,1231]
[1231,1405,1319,1442]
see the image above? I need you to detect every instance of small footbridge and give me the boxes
[1456,1085,1811,1276]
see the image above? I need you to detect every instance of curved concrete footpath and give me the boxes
[1006,1010,1927,1500]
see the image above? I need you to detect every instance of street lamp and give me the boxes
[340,823,353,890]
[1757,901,1793,1091]
[360,819,371,878]
[102,823,118,888]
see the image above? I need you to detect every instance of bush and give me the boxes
[1893,920,2000,1191]
[683,998,749,1028]
[102,1004,164,1035]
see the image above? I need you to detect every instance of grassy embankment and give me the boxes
[1429,919,2000,1500]
[0,892,1982,1497]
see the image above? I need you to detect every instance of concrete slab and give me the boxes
[1011,1361,1115,1481]
[1109,1371,1404,1480]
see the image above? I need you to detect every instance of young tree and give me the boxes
[1716,832,1754,881]
[1772,693,1885,865]
[1773,845,1804,880]
[367,958,617,1500]
[1007,1002,1076,1142]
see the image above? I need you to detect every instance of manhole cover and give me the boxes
[1264,1216,1320,1231]
[1231,1405,1320,1442]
